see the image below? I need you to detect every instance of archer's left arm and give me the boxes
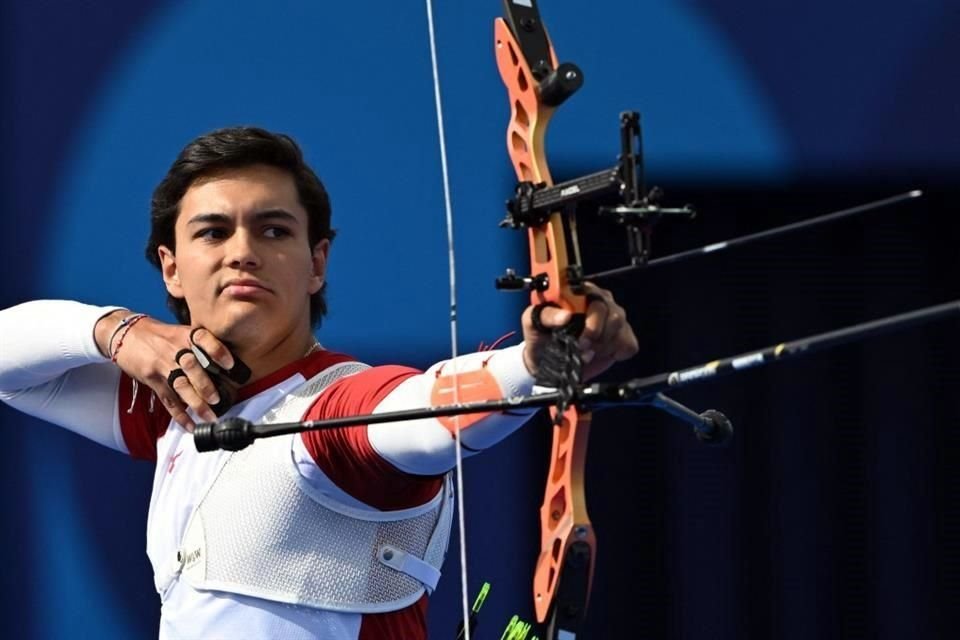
[367,283,638,475]
[365,343,538,475]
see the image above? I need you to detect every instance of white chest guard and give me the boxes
[172,362,454,614]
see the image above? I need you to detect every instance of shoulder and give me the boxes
[299,361,443,510]
[304,363,422,419]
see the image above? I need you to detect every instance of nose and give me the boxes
[224,229,261,270]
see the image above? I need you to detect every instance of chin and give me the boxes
[207,302,272,346]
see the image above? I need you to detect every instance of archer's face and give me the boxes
[158,164,328,346]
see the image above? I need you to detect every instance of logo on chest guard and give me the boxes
[180,547,202,569]
[167,450,184,474]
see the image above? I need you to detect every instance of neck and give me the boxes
[228,322,318,385]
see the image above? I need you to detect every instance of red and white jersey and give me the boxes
[0,301,537,639]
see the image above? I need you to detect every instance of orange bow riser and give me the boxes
[494,2,595,637]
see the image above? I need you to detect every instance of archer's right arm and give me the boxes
[1,297,240,447]
[0,300,131,450]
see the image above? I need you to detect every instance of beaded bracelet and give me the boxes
[109,313,148,362]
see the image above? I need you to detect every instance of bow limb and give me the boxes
[495,6,595,637]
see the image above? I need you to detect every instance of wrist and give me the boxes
[496,343,538,397]
[93,309,132,358]
[107,313,149,362]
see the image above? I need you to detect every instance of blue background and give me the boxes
[1,1,958,638]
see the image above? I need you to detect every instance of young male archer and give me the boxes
[0,126,637,639]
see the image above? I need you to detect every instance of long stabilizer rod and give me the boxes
[585,299,959,401]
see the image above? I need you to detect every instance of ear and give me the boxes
[158,245,185,298]
[308,239,330,295]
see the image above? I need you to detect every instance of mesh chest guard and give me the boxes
[175,362,454,613]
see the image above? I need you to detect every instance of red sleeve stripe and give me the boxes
[300,365,445,511]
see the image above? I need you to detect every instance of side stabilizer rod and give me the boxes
[584,190,923,280]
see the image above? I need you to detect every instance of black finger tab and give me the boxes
[224,356,251,385]
[166,368,187,389]
[189,339,251,385]
[189,343,217,373]
[208,378,234,417]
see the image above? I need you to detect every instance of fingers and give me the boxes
[521,283,639,379]
[189,327,235,371]
[108,319,237,430]
[169,324,248,424]
[174,351,220,423]
[155,384,198,432]
[524,305,572,330]
[164,326,230,428]
[579,283,638,363]
[579,288,611,362]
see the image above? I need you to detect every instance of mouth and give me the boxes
[220,278,272,298]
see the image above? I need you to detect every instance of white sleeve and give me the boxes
[367,343,539,475]
[0,300,129,452]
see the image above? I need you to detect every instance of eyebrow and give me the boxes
[186,209,301,226]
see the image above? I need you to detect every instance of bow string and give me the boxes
[423,0,474,637]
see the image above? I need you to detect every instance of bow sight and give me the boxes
[497,111,696,294]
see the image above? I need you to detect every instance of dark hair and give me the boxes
[145,126,335,327]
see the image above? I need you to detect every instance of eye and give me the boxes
[263,226,292,239]
[194,227,228,240]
